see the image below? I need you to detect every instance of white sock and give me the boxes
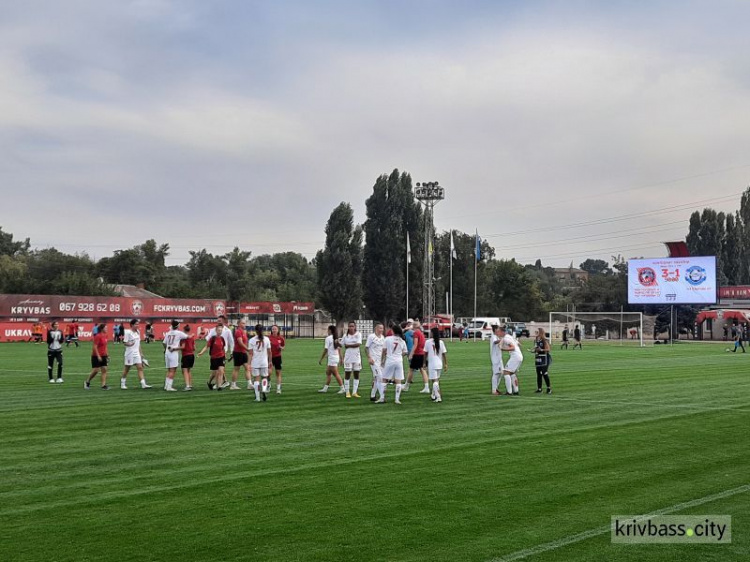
[378,380,386,400]
[344,379,350,393]
[504,375,513,394]
[395,383,403,401]
[121,377,127,386]
[423,382,429,391]
[353,379,360,394]
[433,381,440,399]
[253,381,260,400]
[491,374,500,392]
[321,384,329,392]
[140,379,147,388]
[277,384,281,391]
[511,374,519,393]
[261,378,268,393]
[370,381,378,398]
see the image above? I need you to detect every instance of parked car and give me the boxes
[508,322,530,338]
[466,317,503,340]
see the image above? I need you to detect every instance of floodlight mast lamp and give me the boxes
[415,182,445,323]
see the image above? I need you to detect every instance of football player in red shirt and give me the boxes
[85,324,109,389]
[179,324,196,391]
[198,323,228,390]
[268,324,286,394]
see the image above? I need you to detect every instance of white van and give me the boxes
[467,317,510,340]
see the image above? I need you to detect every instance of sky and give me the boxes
[2,0,750,269]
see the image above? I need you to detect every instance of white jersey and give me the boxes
[249,335,271,368]
[325,335,340,363]
[341,332,362,364]
[490,334,504,365]
[425,338,447,371]
[502,333,523,361]
[164,329,187,352]
[205,326,234,354]
[365,333,385,362]
[384,335,407,364]
[124,329,141,356]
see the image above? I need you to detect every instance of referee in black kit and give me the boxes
[47,321,65,383]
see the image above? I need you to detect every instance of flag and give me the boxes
[406,232,412,264]
[475,230,481,261]
[450,230,456,260]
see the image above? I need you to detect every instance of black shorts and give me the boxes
[233,351,248,366]
[409,355,425,370]
[181,355,195,369]
[210,357,226,371]
[91,355,109,368]
[535,354,549,368]
[272,356,282,371]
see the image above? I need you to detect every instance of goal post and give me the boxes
[548,311,644,347]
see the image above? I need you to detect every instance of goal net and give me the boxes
[547,311,644,346]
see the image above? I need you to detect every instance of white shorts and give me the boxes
[124,353,142,367]
[327,357,340,367]
[428,368,442,380]
[505,357,523,374]
[344,361,362,372]
[492,361,505,376]
[252,367,269,377]
[370,363,382,379]
[165,351,179,369]
[382,362,404,382]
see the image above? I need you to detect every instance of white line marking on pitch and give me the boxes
[487,483,750,562]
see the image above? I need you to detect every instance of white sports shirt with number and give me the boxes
[502,333,523,361]
[384,335,407,364]
[425,338,447,371]
[164,329,187,351]
[365,333,385,362]
[249,336,271,368]
[341,332,362,364]
[325,335,340,363]
[124,329,141,356]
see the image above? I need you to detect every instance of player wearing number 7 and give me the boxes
[163,320,187,391]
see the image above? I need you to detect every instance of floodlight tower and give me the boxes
[415,181,445,322]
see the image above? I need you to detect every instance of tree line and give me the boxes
[3,174,747,325]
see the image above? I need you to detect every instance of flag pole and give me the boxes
[473,230,478,342]
[406,232,410,319]
[450,229,454,342]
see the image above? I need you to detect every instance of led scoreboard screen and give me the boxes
[628,257,717,305]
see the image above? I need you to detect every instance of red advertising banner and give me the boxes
[719,286,750,300]
[237,302,315,314]
[0,294,227,320]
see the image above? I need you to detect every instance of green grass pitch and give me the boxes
[0,339,748,561]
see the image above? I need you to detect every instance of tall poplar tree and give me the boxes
[316,203,363,323]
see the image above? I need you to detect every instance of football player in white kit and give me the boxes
[498,325,523,395]
[425,327,448,402]
[341,321,363,398]
[365,323,385,401]
[121,319,152,389]
[379,324,408,404]
[318,325,345,394]
[490,325,505,395]
[248,324,273,402]
[163,320,187,392]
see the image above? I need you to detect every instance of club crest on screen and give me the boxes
[637,267,657,286]
[685,266,707,286]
